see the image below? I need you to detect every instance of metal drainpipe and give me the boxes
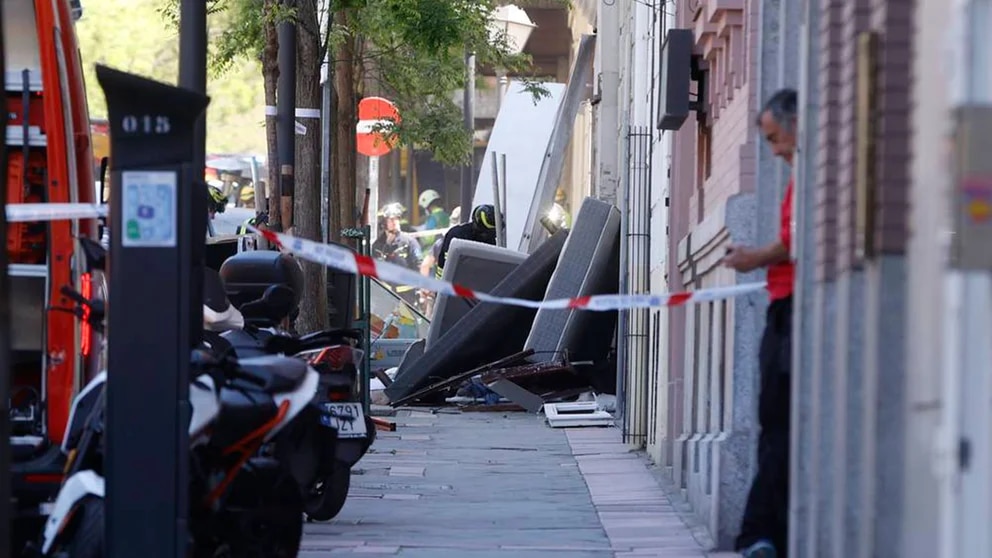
[941,0,992,556]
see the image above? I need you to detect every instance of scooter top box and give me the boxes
[219,250,305,309]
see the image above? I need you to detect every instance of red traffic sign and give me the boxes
[357,97,400,157]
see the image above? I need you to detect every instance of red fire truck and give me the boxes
[4,0,103,537]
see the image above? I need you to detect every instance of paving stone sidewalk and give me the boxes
[300,409,713,557]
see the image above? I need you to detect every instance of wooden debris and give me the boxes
[460,403,527,413]
[388,349,535,407]
[372,417,397,432]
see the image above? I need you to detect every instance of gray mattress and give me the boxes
[384,230,569,402]
[523,197,621,363]
[425,239,527,349]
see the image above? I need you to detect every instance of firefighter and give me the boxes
[378,202,414,233]
[419,206,461,278]
[235,211,269,252]
[549,187,572,229]
[207,183,228,220]
[372,204,422,271]
[417,189,449,248]
[435,204,501,278]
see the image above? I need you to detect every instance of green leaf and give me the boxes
[111,0,565,161]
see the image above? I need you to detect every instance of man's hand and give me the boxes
[722,244,762,273]
[420,255,435,277]
[722,241,789,272]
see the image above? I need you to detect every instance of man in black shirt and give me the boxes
[435,204,500,278]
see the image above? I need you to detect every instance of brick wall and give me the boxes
[682,0,757,221]
[660,0,779,544]
[701,93,755,215]
[870,0,914,254]
[836,0,871,269]
[831,0,913,270]
[814,0,844,281]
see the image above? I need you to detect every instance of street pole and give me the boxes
[0,6,12,550]
[320,72,332,243]
[277,2,297,231]
[500,153,508,243]
[460,50,476,215]
[368,156,380,244]
[490,156,504,247]
[179,0,206,160]
[179,0,208,344]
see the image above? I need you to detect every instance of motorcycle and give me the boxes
[210,252,376,521]
[294,341,374,521]
[38,350,318,557]
[36,269,336,557]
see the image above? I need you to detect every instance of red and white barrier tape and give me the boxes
[1,203,767,310]
[251,227,767,311]
[6,203,106,223]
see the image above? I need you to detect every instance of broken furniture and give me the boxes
[383,231,568,403]
[386,197,623,414]
[426,238,526,348]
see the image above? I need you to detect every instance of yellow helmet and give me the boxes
[207,184,228,213]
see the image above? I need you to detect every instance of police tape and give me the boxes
[0,203,767,310]
[6,203,107,223]
[250,226,768,311]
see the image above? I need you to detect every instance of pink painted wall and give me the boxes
[664,0,760,450]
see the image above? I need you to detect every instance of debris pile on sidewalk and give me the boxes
[380,198,622,417]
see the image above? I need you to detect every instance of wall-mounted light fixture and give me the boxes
[657,28,706,131]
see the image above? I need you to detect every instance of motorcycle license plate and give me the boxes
[319,403,367,439]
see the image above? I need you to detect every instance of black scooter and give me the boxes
[204,260,376,522]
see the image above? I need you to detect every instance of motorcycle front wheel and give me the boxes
[197,470,303,558]
[304,461,351,522]
[54,497,104,558]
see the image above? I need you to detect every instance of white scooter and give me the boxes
[36,273,324,558]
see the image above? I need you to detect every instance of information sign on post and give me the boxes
[96,65,209,558]
[356,97,400,244]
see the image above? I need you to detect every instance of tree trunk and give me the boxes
[262,0,281,232]
[293,0,328,333]
[331,8,358,243]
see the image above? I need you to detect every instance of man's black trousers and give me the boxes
[736,295,792,555]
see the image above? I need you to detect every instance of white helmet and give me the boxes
[418,189,441,210]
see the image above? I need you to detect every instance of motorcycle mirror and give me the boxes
[78,237,107,272]
[98,156,110,203]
